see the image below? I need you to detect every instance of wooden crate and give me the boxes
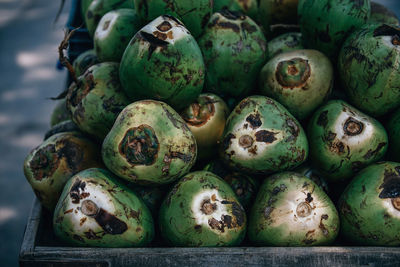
[19,198,400,267]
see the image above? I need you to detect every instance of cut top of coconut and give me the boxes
[140,15,191,45]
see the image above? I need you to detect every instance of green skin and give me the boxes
[387,108,400,162]
[81,0,93,20]
[53,168,154,247]
[259,49,333,120]
[259,0,298,29]
[248,172,339,246]
[23,132,102,210]
[197,11,267,98]
[102,100,197,185]
[213,0,259,20]
[338,162,400,246]
[94,9,142,62]
[308,100,388,182]
[204,161,259,209]
[66,62,130,141]
[50,98,70,127]
[370,1,399,25]
[85,0,134,37]
[181,93,230,161]
[338,23,400,116]
[133,0,213,37]
[298,0,370,60]
[72,49,99,78]
[159,171,247,246]
[220,95,309,175]
[267,32,303,61]
[119,15,205,111]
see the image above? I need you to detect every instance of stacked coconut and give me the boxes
[23,0,400,247]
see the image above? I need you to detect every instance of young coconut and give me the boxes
[159,171,247,246]
[267,32,304,61]
[102,100,197,185]
[133,0,213,37]
[248,172,339,246]
[259,49,333,120]
[66,62,130,141]
[53,168,154,247]
[338,24,400,116]
[85,0,134,37]
[23,132,102,210]
[180,93,230,161]
[197,10,267,98]
[339,162,400,246]
[298,0,370,60]
[308,100,388,182]
[119,15,205,111]
[220,96,308,175]
[72,49,99,78]
[94,9,142,62]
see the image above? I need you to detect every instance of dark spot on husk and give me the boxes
[217,21,240,33]
[379,170,400,199]
[246,113,262,129]
[94,208,128,235]
[221,200,245,227]
[222,133,235,151]
[255,130,277,143]
[303,238,316,245]
[129,209,140,220]
[139,31,169,60]
[373,24,400,38]
[363,142,386,160]
[201,13,211,29]
[317,111,328,127]
[29,144,60,181]
[119,124,159,166]
[58,139,84,172]
[68,71,95,107]
[84,229,102,240]
[319,214,329,236]
[201,199,217,215]
[305,193,313,203]
[264,206,273,219]
[70,179,86,204]
[194,224,202,231]
[241,22,257,33]
[219,8,245,21]
[317,24,331,43]
[286,119,299,138]
[163,15,184,27]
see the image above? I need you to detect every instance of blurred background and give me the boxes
[0,0,399,266]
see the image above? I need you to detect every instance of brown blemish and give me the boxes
[246,113,262,129]
[64,209,73,214]
[241,22,257,33]
[343,117,364,136]
[222,133,235,151]
[317,110,328,127]
[80,217,87,226]
[29,144,60,181]
[70,179,86,204]
[255,130,277,143]
[84,229,101,240]
[119,124,159,166]
[103,20,111,31]
[239,135,254,148]
[305,193,313,203]
[363,142,387,160]
[94,208,128,235]
[139,31,169,60]
[319,214,329,236]
[379,169,400,199]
